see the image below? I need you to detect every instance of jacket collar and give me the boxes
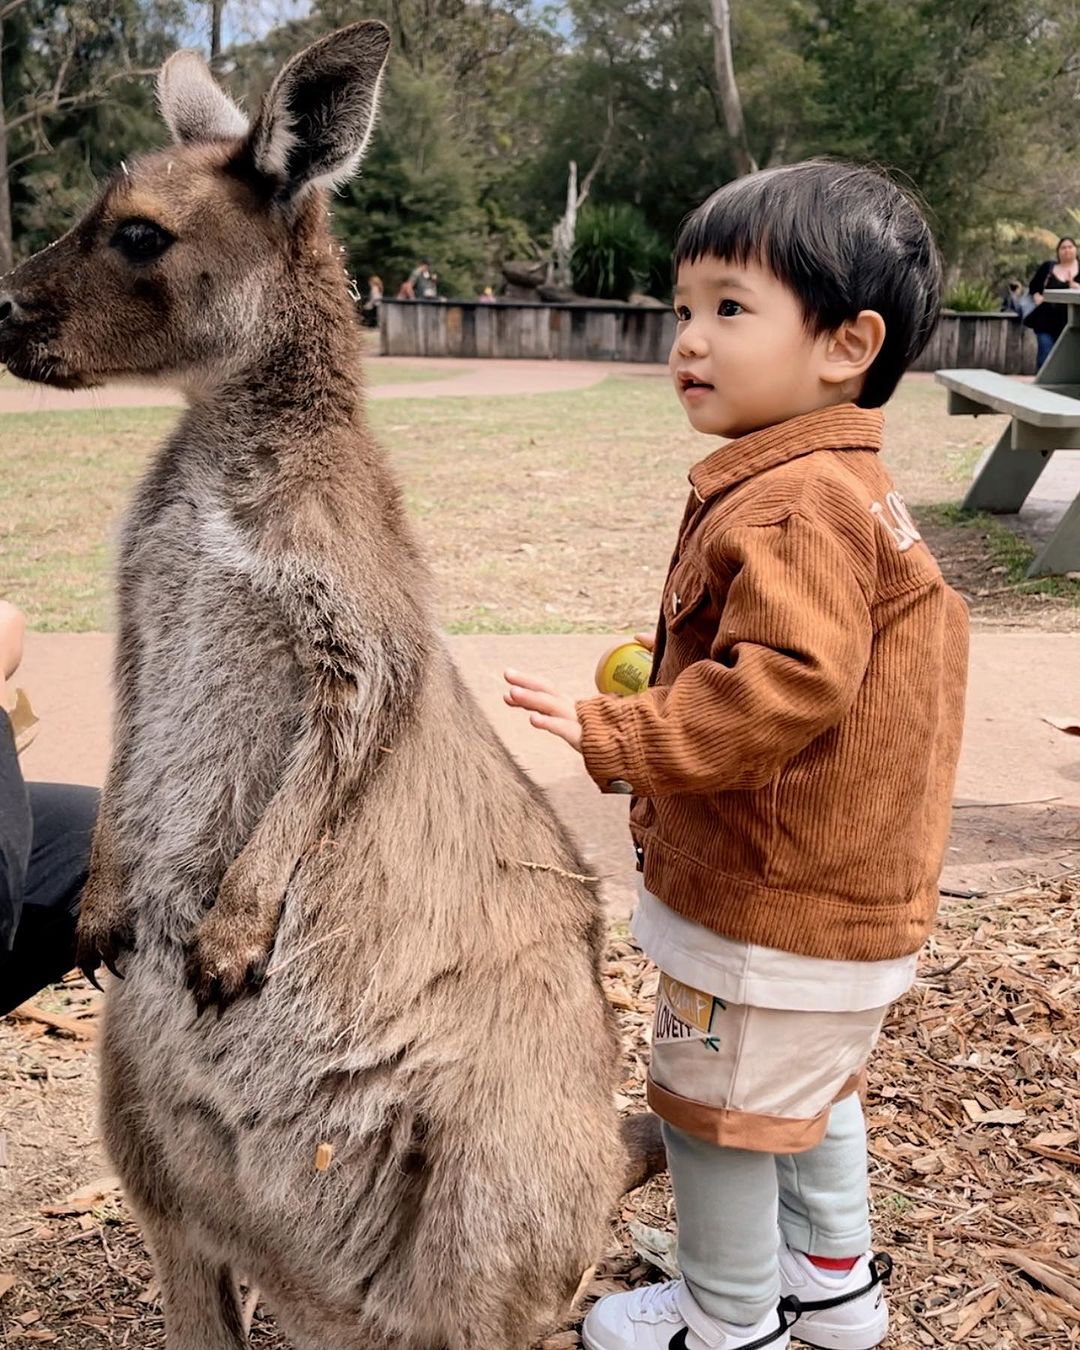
[688,404,885,502]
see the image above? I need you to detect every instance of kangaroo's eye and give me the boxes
[110,219,175,264]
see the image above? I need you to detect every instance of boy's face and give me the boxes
[669,255,854,439]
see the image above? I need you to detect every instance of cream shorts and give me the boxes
[648,972,889,1153]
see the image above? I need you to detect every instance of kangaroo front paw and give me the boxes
[75,882,136,989]
[184,905,277,1017]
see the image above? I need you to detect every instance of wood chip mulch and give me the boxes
[2,883,1078,1347]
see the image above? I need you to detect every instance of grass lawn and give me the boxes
[366,361,467,385]
[0,373,1028,633]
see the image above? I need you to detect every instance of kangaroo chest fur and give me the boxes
[114,449,332,943]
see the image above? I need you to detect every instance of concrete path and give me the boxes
[15,631,1080,917]
[0,357,660,414]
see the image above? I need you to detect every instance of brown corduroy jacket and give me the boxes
[577,403,970,962]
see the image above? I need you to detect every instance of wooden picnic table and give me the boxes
[936,290,1080,576]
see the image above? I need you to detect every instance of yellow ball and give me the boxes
[595,642,653,697]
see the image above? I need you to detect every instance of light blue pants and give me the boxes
[664,1093,872,1326]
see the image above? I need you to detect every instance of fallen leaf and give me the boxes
[43,1176,120,1217]
[1043,716,1080,736]
[628,1222,680,1280]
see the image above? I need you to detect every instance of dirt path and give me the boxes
[0,356,639,414]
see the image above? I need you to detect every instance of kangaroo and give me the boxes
[0,23,664,1348]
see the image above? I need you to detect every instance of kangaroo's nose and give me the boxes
[0,295,22,326]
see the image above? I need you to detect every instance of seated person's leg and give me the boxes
[0,782,98,1016]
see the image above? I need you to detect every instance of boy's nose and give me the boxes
[675,327,708,359]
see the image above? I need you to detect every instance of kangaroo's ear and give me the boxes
[248,21,391,202]
[158,51,249,145]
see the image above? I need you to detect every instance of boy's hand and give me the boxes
[634,630,656,653]
[0,601,26,682]
[503,669,582,753]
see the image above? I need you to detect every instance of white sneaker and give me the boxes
[778,1247,891,1350]
[582,1278,794,1350]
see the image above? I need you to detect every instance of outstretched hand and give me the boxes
[503,669,582,753]
[0,600,25,682]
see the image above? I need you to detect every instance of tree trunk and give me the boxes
[210,0,224,62]
[708,0,757,177]
[548,103,615,288]
[0,17,12,277]
[551,159,579,288]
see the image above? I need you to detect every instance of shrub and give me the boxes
[571,203,664,302]
[943,280,999,313]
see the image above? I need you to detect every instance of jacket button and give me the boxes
[607,779,633,794]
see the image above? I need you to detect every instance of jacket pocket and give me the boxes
[664,559,709,632]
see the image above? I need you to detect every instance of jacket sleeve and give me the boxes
[576,513,873,798]
[0,710,32,951]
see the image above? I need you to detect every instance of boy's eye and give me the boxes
[718,299,743,317]
[674,304,691,321]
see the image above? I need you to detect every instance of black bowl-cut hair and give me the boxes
[673,160,943,408]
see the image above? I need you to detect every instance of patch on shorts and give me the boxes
[656,974,726,1050]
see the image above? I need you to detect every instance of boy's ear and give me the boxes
[820,311,886,387]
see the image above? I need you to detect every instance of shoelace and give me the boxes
[637,1280,683,1322]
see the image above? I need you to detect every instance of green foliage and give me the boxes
[6,0,1080,299]
[571,203,663,301]
[334,64,487,297]
[942,281,999,313]
[5,0,185,262]
[956,220,1060,295]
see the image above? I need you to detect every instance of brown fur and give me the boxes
[0,24,665,1348]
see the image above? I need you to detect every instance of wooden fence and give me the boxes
[380,300,1037,375]
[914,311,1036,376]
[381,299,675,364]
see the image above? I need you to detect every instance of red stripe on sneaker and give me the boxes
[805,1254,860,1272]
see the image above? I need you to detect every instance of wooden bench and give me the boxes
[937,292,1080,576]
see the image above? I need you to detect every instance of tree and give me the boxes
[1,0,185,270]
[227,0,559,294]
[551,102,614,286]
[797,0,1080,261]
[210,0,224,62]
[709,0,756,176]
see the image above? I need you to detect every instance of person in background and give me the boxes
[0,600,98,1016]
[362,274,383,328]
[400,260,437,301]
[1000,279,1028,318]
[1026,237,1080,369]
[479,286,496,304]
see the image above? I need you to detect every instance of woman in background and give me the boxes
[1027,237,1079,369]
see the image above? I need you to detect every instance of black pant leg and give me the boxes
[0,782,98,1016]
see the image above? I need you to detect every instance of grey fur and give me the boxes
[159,51,250,145]
[0,22,630,1349]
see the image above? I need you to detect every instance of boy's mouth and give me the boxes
[677,370,715,396]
